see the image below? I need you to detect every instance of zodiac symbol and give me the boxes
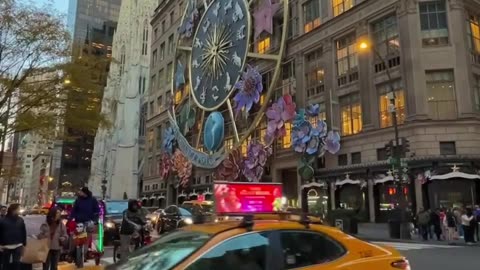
[237,25,245,40]
[213,2,220,17]
[200,88,206,104]
[194,76,201,91]
[232,52,241,67]
[192,59,200,68]
[224,0,232,14]
[232,2,244,22]
[202,18,210,33]
[212,86,219,92]
[194,38,203,48]
[212,94,219,101]
[224,72,232,92]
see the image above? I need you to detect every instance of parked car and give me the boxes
[158,205,214,234]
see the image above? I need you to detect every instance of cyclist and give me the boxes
[119,200,147,259]
[70,187,100,225]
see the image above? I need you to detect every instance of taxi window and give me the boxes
[114,231,210,270]
[186,232,270,270]
[280,231,346,269]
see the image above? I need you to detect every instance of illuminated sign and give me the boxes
[214,182,283,214]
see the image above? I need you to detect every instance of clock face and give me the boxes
[189,0,250,111]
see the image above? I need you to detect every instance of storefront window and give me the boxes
[337,184,364,210]
[428,179,478,209]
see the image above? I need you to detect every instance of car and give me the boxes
[105,214,410,270]
[103,200,129,245]
[158,205,214,234]
[146,208,163,230]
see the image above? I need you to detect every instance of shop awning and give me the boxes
[430,171,480,181]
[301,181,327,189]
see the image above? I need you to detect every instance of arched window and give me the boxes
[119,45,126,76]
[142,20,148,55]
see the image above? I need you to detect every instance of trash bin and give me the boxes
[388,220,401,239]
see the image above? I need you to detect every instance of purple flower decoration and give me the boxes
[291,121,312,153]
[306,136,320,155]
[233,65,263,113]
[306,104,320,117]
[311,120,327,138]
[242,140,272,182]
[324,130,341,154]
[265,94,296,145]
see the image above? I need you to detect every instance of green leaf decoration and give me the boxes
[179,103,196,135]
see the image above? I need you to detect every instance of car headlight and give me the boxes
[150,216,158,222]
[183,217,193,225]
[19,209,25,214]
[105,221,115,229]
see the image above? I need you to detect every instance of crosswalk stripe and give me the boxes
[372,241,462,251]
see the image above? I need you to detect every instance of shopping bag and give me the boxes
[20,237,50,264]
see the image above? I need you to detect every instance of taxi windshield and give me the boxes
[114,230,211,270]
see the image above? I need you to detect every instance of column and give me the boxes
[415,176,423,213]
[368,179,376,222]
[330,181,336,210]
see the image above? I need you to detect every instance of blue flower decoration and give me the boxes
[233,65,263,113]
[306,104,320,117]
[162,127,176,155]
[324,131,341,154]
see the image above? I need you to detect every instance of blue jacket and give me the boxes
[71,196,100,223]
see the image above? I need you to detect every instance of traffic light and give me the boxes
[401,137,410,154]
[385,140,394,157]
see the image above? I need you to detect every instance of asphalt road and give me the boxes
[24,215,478,269]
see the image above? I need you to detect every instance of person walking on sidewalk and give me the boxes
[38,207,68,270]
[453,207,463,239]
[430,208,443,240]
[461,207,475,245]
[444,209,457,244]
[417,208,430,241]
[474,205,480,242]
[0,204,27,270]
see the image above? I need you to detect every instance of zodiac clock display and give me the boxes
[169,0,289,169]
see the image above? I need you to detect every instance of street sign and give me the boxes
[335,219,344,231]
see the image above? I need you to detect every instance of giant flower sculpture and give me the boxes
[291,104,341,180]
[160,155,172,180]
[265,94,296,145]
[214,148,244,181]
[243,141,273,182]
[172,149,193,187]
[233,65,263,113]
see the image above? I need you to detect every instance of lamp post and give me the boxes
[359,41,410,239]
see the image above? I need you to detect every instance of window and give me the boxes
[241,136,252,156]
[142,22,149,55]
[148,129,154,152]
[161,20,165,33]
[158,69,165,88]
[338,154,348,166]
[419,1,449,46]
[154,27,158,39]
[257,37,271,54]
[170,11,175,25]
[378,80,406,128]
[167,62,173,83]
[377,148,388,161]
[280,231,346,269]
[305,48,324,96]
[282,123,292,149]
[151,74,157,92]
[440,141,456,155]
[149,101,154,116]
[139,104,147,137]
[160,42,165,60]
[308,103,327,125]
[144,185,150,191]
[224,138,234,150]
[474,75,480,110]
[152,49,157,67]
[333,0,354,17]
[303,0,320,33]
[426,70,457,119]
[351,152,361,164]
[186,232,270,270]
[340,93,362,136]
[168,34,174,54]
[156,126,162,150]
[336,33,358,85]
[372,14,400,72]
[468,15,480,64]
[157,95,163,110]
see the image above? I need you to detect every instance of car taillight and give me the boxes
[391,259,411,270]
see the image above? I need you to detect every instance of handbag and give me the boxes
[20,237,50,264]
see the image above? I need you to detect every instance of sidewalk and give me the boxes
[356,223,480,247]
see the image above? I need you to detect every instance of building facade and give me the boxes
[90,0,157,199]
[62,0,122,192]
[145,0,480,222]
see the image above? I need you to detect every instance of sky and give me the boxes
[35,0,69,15]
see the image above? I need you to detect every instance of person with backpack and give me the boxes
[444,209,457,244]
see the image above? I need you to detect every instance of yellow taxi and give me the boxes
[103,214,410,270]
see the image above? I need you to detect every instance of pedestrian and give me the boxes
[38,207,67,270]
[444,209,457,244]
[430,208,442,240]
[453,207,463,239]
[474,205,480,242]
[0,205,6,218]
[70,187,100,225]
[461,207,475,245]
[0,203,27,270]
[416,208,430,241]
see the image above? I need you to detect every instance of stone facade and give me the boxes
[90,0,157,200]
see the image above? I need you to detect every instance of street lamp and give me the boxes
[359,40,410,239]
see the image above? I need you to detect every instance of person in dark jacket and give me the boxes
[430,208,442,240]
[0,205,6,218]
[70,187,100,224]
[0,203,27,270]
[118,200,147,259]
